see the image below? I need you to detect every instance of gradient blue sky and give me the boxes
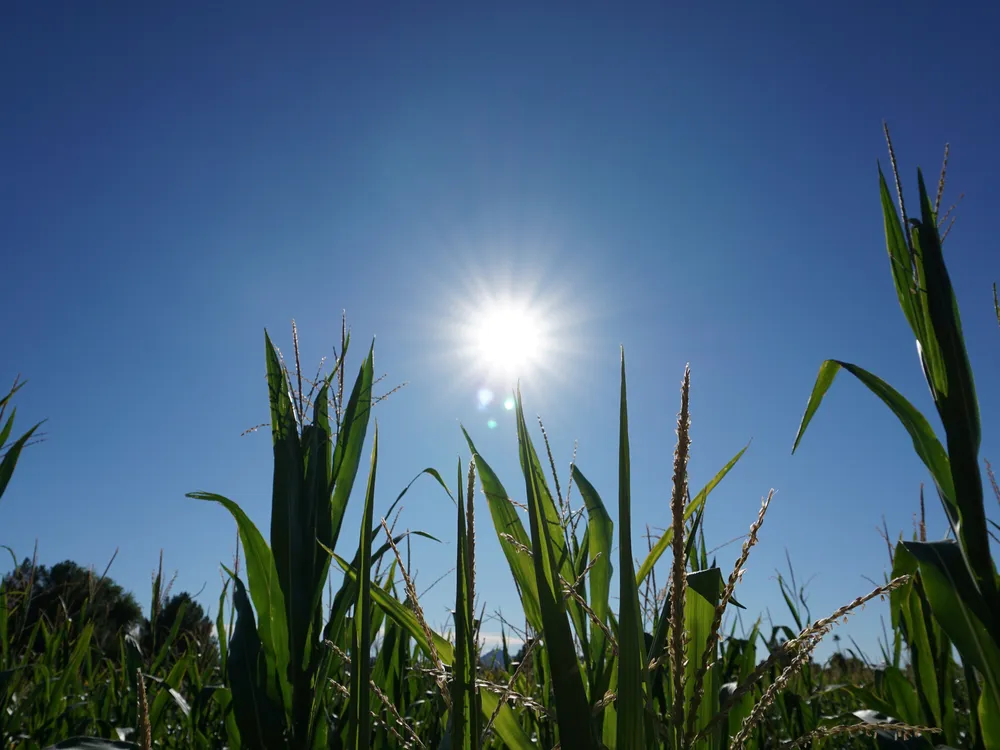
[3,2,999,660]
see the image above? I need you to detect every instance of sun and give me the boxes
[473,302,544,378]
[423,255,594,417]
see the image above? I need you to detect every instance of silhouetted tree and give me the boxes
[1,558,142,657]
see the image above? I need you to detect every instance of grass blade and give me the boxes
[348,424,378,750]
[514,387,599,749]
[614,351,649,750]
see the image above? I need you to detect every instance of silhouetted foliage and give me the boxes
[139,591,219,672]
[1,558,142,658]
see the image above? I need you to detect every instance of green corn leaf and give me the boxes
[890,543,944,729]
[148,655,192,734]
[188,491,292,714]
[322,467,445,649]
[514,387,600,749]
[463,427,542,632]
[447,460,478,750]
[225,574,287,749]
[217,579,229,676]
[123,635,143,726]
[348,424,378,750]
[298,388,333,676]
[0,407,16,448]
[687,567,744,610]
[149,599,190,675]
[980,682,1000,748]
[684,570,722,743]
[330,341,375,551]
[912,171,994,606]
[822,683,899,723]
[47,622,93,723]
[635,442,749,586]
[331,552,535,750]
[264,331,308,690]
[725,621,759,742]
[791,361,957,523]
[878,165,922,341]
[900,540,1000,716]
[614,352,648,750]
[0,421,41,502]
[647,527,728,696]
[571,465,613,675]
[600,652,618,748]
[511,410,584,641]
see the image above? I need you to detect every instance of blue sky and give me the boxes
[3,2,999,661]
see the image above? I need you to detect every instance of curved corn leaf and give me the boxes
[635,442,749,586]
[910,170,994,609]
[791,361,957,524]
[463,427,542,632]
[570,465,613,673]
[900,540,1000,716]
[187,491,292,715]
[0,421,41,502]
[147,656,192,733]
[225,574,287,750]
[890,544,946,732]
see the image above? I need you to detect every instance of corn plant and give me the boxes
[187,328,381,749]
[793,127,1000,747]
[435,354,923,749]
[0,377,43,505]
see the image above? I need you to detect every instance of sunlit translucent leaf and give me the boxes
[571,466,613,675]
[901,540,1000,715]
[510,388,599,747]
[225,574,286,749]
[463,428,542,632]
[635,443,749,586]
[684,570,721,742]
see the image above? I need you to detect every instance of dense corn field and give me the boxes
[1,133,997,749]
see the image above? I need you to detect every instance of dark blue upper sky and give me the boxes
[3,2,999,658]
